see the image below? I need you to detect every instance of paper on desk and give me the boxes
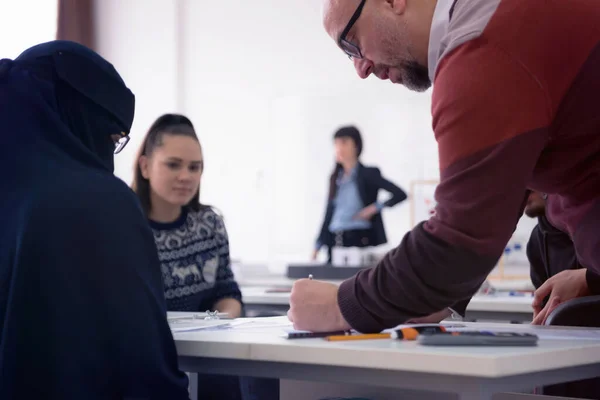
[168,312,229,320]
[447,325,600,341]
[229,316,294,331]
[170,316,295,333]
[169,319,233,333]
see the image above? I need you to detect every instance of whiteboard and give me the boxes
[410,180,438,227]
[408,179,533,280]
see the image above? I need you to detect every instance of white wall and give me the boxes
[95,0,181,186]
[0,0,57,59]
[95,0,536,274]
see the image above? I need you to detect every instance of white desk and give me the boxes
[238,273,534,291]
[237,274,341,288]
[241,286,535,323]
[174,318,600,400]
[467,295,534,322]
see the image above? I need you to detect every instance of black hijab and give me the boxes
[0,41,189,399]
[1,40,134,171]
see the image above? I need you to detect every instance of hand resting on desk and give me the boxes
[288,279,351,332]
[532,269,589,325]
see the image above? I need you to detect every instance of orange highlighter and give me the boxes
[325,326,447,342]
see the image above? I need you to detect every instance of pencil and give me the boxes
[325,333,391,341]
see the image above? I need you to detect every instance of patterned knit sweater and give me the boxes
[149,207,242,312]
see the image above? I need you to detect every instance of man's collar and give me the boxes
[427,0,455,82]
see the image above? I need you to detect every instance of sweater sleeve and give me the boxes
[211,212,242,305]
[586,270,600,295]
[338,39,551,333]
[526,224,547,290]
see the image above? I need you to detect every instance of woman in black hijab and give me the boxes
[0,41,190,399]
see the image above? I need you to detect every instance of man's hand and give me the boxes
[405,308,452,324]
[353,203,378,221]
[287,279,351,332]
[532,269,589,325]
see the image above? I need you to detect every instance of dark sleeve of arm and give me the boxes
[337,41,550,333]
[448,298,471,317]
[586,270,600,295]
[40,186,190,399]
[211,214,242,304]
[526,225,546,290]
[372,168,407,208]
[316,201,334,249]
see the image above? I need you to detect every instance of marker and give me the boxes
[391,326,447,339]
[390,328,419,340]
[325,325,449,341]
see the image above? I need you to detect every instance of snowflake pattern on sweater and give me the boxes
[150,207,242,312]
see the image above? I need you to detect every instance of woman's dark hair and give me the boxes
[132,113,208,216]
[334,125,362,156]
[328,125,363,201]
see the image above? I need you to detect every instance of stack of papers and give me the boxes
[168,312,233,332]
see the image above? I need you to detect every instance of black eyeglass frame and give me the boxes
[114,132,130,154]
[338,0,367,59]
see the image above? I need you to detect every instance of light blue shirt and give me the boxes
[328,167,372,233]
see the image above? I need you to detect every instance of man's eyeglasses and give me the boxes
[338,0,367,59]
[113,132,130,154]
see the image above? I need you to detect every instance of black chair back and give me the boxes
[543,296,600,399]
[545,295,600,327]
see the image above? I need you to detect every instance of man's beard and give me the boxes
[380,30,431,91]
[401,61,432,92]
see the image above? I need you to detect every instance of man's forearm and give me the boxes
[337,223,495,333]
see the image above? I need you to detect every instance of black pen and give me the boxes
[287,330,351,339]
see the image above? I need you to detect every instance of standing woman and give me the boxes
[313,126,407,262]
